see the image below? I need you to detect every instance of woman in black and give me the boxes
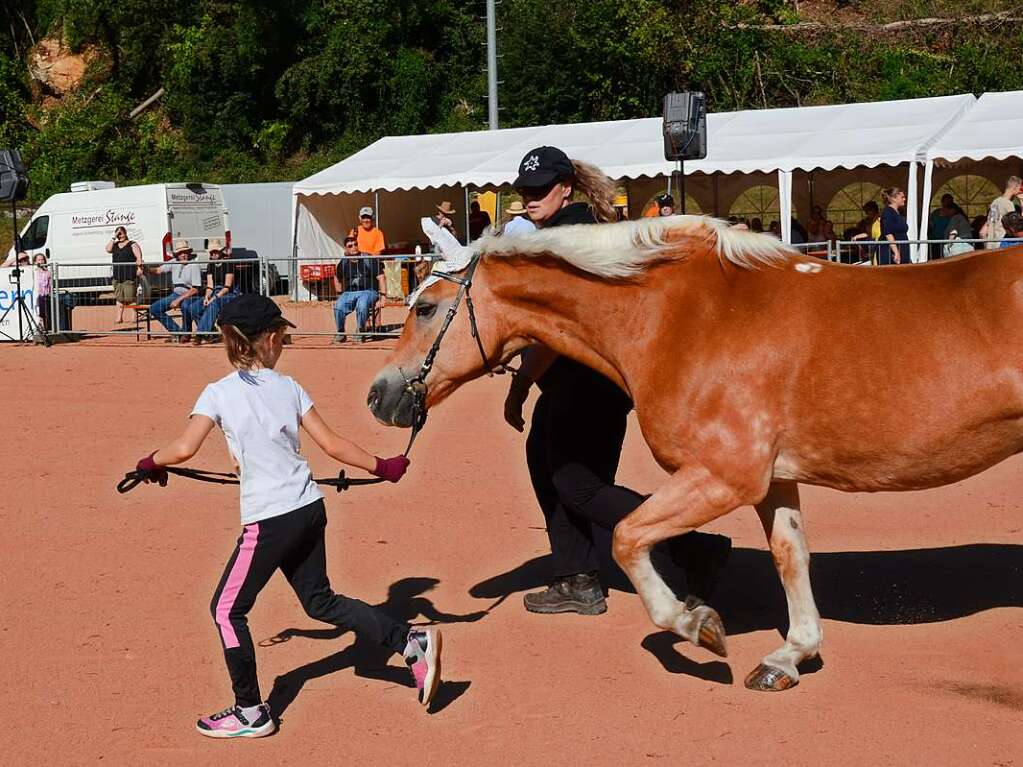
[879,186,910,265]
[106,226,143,324]
[504,146,730,616]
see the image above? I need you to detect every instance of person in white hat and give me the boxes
[350,206,386,255]
[148,239,203,341]
[502,200,536,236]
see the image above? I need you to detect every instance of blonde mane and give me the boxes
[475,215,796,279]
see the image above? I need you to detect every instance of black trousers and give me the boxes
[210,499,410,707]
[525,371,629,578]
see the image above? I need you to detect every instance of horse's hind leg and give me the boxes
[745,480,823,692]
[612,464,753,658]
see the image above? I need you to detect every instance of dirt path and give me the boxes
[1,342,1020,765]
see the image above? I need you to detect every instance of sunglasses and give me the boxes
[515,182,558,202]
[344,241,358,247]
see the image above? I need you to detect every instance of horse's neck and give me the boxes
[481,257,642,391]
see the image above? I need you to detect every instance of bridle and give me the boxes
[398,253,515,453]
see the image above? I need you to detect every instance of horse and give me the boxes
[368,214,1023,692]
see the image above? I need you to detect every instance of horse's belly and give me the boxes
[775,420,1023,492]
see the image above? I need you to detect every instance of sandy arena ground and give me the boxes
[1,339,1021,766]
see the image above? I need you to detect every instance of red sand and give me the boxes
[1,341,1021,765]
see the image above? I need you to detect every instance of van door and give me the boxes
[19,214,49,257]
[166,184,228,255]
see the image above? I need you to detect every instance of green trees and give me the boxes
[1,1,1021,202]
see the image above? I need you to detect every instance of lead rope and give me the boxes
[119,254,509,496]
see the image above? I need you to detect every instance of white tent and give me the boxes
[918,90,1023,246]
[293,93,976,261]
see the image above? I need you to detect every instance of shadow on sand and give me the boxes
[266,577,485,719]
[470,540,1023,632]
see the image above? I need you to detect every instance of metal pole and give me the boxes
[464,186,471,244]
[486,0,498,130]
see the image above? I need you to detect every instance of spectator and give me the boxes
[33,252,51,332]
[184,238,238,345]
[434,201,459,241]
[656,193,675,216]
[468,200,492,241]
[2,250,29,267]
[943,212,975,258]
[857,200,881,239]
[999,211,1023,249]
[333,234,386,344]
[982,176,1023,249]
[503,200,536,236]
[750,217,763,233]
[106,225,142,324]
[879,187,910,265]
[790,217,808,245]
[970,215,988,244]
[149,239,202,342]
[928,194,959,259]
[351,206,386,255]
[768,220,781,238]
[807,205,827,242]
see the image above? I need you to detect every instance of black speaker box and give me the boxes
[663,92,707,162]
[0,149,29,202]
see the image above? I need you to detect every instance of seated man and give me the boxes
[333,235,386,344]
[148,239,202,342]
[182,238,237,345]
[999,211,1023,248]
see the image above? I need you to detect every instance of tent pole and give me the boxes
[464,186,471,244]
[918,160,934,262]
[374,190,380,230]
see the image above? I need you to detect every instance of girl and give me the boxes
[33,252,51,332]
[134,293,441,738]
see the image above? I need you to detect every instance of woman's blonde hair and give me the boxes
[881,187,904,205]
[568,159,618,223]
[221,320,290,369]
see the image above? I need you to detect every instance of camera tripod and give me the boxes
[0,196,50,345]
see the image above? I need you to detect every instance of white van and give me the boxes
[8,182,231,292]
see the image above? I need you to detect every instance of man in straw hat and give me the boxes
[434,201,459,241]
[503,200,536,236]
[148,239,203,341]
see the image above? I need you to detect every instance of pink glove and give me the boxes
[136,452,168,487]
[372,455,410,483]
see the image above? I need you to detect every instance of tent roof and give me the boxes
[925,90,1023,164]
[293,94,976,196]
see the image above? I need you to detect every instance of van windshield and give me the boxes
[22,215,49,249]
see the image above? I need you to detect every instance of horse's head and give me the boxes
[368,264,509,427]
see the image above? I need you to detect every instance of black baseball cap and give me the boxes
[513,146,574,189]
[656,194,675,207]
[217,294,296,335]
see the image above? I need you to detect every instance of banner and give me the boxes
[0,266,38,341]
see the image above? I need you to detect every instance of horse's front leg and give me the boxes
[612,463,760,658]
[745,480,823,691]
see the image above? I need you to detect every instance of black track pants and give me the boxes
[209,499,410,707]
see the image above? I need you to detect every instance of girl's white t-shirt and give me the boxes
[191,368,324,524]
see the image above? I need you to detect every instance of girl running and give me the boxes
[134,293,441,739]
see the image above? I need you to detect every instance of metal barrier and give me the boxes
[268,254,438,342]
[20,238,1023,343]
[37,253,437,342]
[830,238,1023,265]
[46,257,259,340]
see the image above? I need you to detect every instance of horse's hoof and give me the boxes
[696,608,728,658]
[744,664,798,692]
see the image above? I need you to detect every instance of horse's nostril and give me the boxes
[367,383,382,412]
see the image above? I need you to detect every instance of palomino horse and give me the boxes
[368,215,1023,691]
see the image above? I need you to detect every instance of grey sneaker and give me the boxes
[403,627,442,706]
[332,333,347,343]
[523,573,607,615]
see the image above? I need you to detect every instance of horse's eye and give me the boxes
[415,303,436,319]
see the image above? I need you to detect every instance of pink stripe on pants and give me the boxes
[215,523,260,648]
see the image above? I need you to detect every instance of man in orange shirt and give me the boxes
[353,206,386,255]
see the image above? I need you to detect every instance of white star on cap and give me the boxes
[523,155,540,171]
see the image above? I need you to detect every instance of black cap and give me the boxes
[656,194,675,207]
[513,146,574,188]
[217,294,296,335]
